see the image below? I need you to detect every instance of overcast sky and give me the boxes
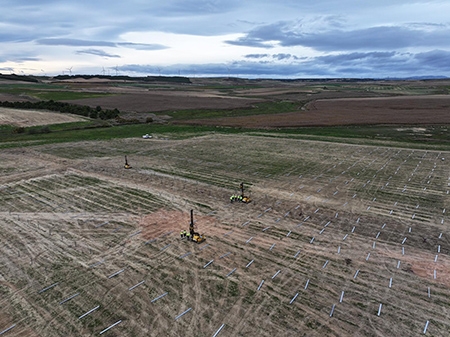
[1,0,449,78]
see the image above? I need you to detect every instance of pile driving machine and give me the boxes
[187,209,206,243]
[124,156,132,169]
[230,182,251,203]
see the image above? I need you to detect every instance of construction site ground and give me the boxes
[1,132,450,336]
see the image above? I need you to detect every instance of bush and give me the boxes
[89,110,98,119]
[13,127,25,134]
[27,126,51,135]
[0,100,122,120]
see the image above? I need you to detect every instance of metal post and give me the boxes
[151,292,168,303]
[175,308,192,320]
[78,305,100,320]
[212,324,225,337]
[128,280,145,291]
[99,320,122,335]
[204,260,214,269]
[257,280,264,291]
[289,293,299,304]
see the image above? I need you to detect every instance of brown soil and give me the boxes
[181,95,450,127]
[63,92,263,113]
[139,209,217,241]
[0,93,35,102]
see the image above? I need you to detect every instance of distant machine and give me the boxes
[124,156,132,169]
[230,182,251,203]
[142,134,152,139]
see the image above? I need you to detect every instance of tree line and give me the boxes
[0,100,120,120]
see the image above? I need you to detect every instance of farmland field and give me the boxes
[0,107,88,127]
[183,95,450,127]
[1,77,450,336]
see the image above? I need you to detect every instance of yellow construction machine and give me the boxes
[187,209,206,243]
[124,155,132,169]
[230,182,251,203]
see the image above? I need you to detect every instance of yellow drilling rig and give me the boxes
[124,155,132,169]
[230,182,251,203]
[186,210,206,243]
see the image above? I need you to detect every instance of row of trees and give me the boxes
[0,74,39,82]
[0,100,120,120]
[53,74,191,83]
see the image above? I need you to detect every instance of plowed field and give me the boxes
[181,95,450,127]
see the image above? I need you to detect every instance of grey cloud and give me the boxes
[414,50,450,70]
[225,37,274,48]
[283,26,450,51]
[272,53,291,60]
[244,54,269,59]
[309,50,450,77]
[0,1,243,40]
[227,20,450,51]
[0,50,41,63]
[154,0,241,15]
[313,51,405,72]
[15,56,42,62]
[0,32,35,43]
[120,49,450,78]
[0,67,15,72]
[37,38,116,47]
[316,52,397,64]
[117,42,169,50]
[36,39,169,51]
[76,49,121,58]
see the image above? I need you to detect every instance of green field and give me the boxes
[2,122,450,153]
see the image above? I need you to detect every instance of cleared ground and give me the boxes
[1,133,450,336]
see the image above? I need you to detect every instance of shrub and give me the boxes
[13,127,25,134]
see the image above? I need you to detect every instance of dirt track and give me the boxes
[1,134,450,336]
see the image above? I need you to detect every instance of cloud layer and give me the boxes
[0,0,449,78]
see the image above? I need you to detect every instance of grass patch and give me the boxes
[228,281,239,297]
[157,101,299,120]
[0,83,65,91]
[2,115,450,152]
[0,84,113,100]
[33,91,114,101]
[252,125,450,150]
[0,123,241,149]
[265,125,450,142]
